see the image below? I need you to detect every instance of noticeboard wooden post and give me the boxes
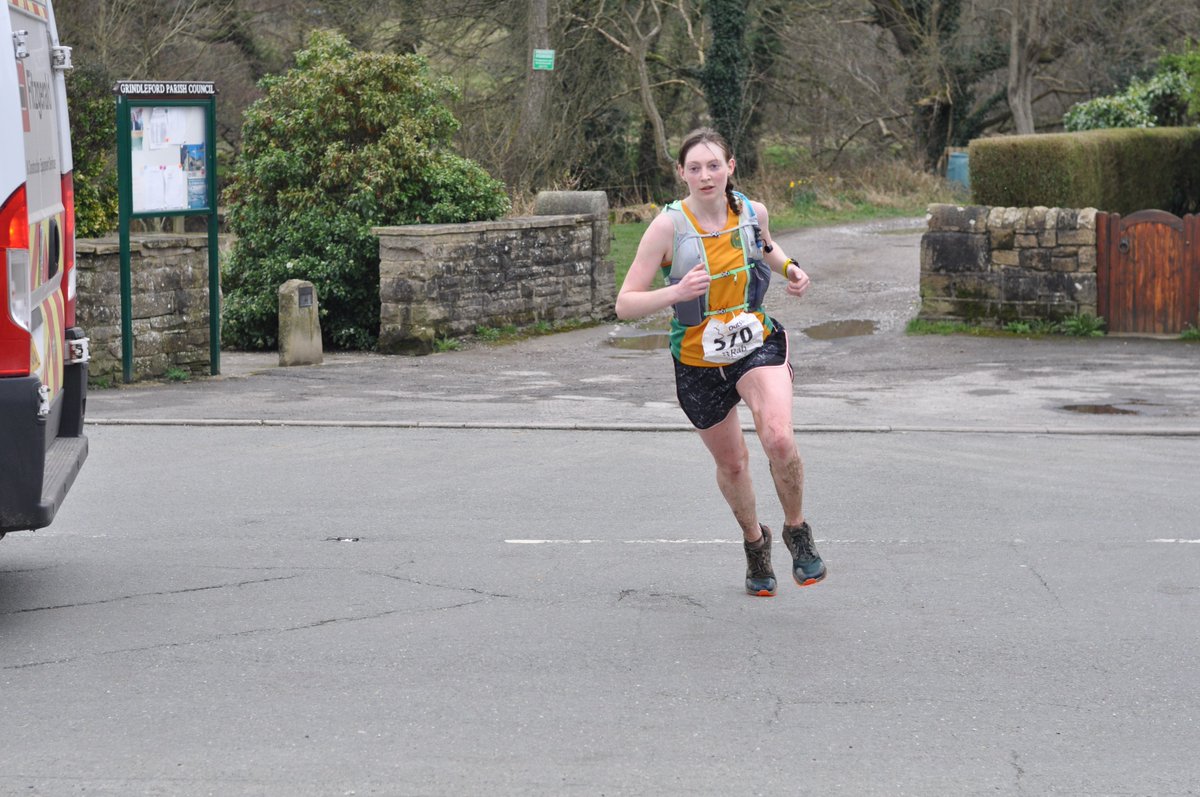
[114,81,219,383]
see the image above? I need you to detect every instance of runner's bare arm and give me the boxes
[752,201,810,299]
[615,214,711,320]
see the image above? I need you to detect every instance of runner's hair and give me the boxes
[677,128,743,216]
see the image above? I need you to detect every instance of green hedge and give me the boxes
[969,128,1200,214]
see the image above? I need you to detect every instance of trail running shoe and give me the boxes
[744,524,777,597]
[782,522,826,587]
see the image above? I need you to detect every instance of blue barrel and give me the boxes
[947,152,970,190]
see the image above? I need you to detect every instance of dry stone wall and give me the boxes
[921,204,1099,324]
[75,234,214,383]
[374,201,614,355]
[75,193,616,378]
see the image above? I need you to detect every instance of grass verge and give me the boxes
[612,222,649,291]
[907,314,1114,338]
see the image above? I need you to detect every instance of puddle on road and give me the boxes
[1061,404,1139,415]
[802,319,878,340]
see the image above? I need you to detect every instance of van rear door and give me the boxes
[11,0,67,399]
[1,0,87,535]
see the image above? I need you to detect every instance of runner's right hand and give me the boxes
[674,263,710,301]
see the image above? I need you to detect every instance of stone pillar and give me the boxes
[277,279,323,366]
[534,190,608,217]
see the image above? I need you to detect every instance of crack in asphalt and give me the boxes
[3,568,514,669]
[1,575,301,616]
[371,571,515,600]
[1008,542,1063,608]
[1011,750,1028,795]
[0,565,59,576]
[1,598,485,671]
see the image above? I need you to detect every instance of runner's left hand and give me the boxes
[785,265,811,298]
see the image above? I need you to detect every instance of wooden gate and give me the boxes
[1097,210,1200,335]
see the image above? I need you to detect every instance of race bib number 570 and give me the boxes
[701,312,765,364]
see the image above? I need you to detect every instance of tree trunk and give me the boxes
[631,37,674,171]
[1007,0,1044,135]
[572,0,673,172]
[513,0,552,187]
[699,0,748,157]
[738,0,786,177]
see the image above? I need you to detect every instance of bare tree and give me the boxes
[1004,0,1082,134]
[60,0,237,78]
[58,0,1200,206]
[571,0,704,170]
[864,0,1009,167]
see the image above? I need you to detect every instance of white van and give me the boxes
[1,0,88,536]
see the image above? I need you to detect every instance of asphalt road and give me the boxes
[2,217,1199,795]
[3,425,1199,795]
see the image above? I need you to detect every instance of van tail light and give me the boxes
[2,185,28,249]
[61,172,76,327]
[1,184,33,376]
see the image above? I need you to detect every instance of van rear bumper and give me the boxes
[0,370,88,534]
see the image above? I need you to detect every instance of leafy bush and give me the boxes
[222,30,510,350]
[1064,68,1191,132]
[1161,43,1200,121]
[1063,95,1156,132]
[1142,70,1192,126]
[66,64,118,237]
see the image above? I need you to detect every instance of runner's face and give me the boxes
[678,142,735,202]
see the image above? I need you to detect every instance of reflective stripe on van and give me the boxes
[7,0,49,21]
[16,62,29,132]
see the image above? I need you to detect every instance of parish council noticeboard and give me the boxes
[129,105,208,213]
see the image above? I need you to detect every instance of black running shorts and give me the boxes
[672,321,793,429]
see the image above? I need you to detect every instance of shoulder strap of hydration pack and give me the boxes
[664,201,705,282]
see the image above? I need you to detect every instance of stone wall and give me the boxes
[75,234,214,382]
[920,204,1099,324]
[374,199,614,355]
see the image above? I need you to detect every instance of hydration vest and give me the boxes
[661,191,771,326]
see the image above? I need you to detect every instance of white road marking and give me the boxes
[505,539,738,545]
[506,539,603,544]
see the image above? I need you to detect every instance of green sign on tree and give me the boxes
[532,49,555,71]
